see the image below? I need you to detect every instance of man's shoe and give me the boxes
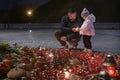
[70,39,78,49]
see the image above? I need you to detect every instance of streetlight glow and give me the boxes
[27,10,32,16]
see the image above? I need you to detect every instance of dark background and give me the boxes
[0,0,119,23]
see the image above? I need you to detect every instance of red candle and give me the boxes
[107,66,115,77]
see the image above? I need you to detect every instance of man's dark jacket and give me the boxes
[60,15,82,41]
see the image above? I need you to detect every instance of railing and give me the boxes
[0,23,120,29]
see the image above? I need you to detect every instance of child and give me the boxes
[72,8,96,53]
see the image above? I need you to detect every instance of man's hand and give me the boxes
[61,36,67,41]
[72,27,79,32]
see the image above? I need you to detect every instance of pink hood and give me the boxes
[86,14,96,23]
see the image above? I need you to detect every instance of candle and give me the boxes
[107,66,115,77]
[64,71,70,79]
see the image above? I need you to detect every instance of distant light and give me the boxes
[29,29,32,32]
[27,10,32,16]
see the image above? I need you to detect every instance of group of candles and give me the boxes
[20,47,120,80]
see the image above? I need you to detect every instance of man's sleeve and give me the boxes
[60,16,72,32]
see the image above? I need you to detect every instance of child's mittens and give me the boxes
[79,29,83,35]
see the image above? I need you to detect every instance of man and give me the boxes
[54,8,82,48]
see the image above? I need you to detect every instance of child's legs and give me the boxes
[83,35,92,49]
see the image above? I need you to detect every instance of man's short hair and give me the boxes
[67,8,77,13]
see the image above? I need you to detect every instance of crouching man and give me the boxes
[54,8,81,48]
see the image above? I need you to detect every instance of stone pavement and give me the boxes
[0,29,120,54]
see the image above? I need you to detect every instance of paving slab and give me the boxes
[0,29,120,54]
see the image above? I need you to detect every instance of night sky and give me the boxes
[0,0,49,10]
[0,0,119,23]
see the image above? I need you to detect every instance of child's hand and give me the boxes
[72,27,79,32]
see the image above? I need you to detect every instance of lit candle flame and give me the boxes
[64,71,70,79]
[49,53,54,57]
